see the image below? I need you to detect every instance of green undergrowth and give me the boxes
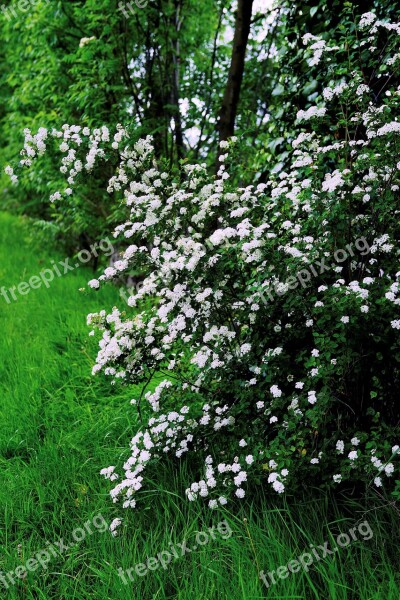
[0,212,399,599]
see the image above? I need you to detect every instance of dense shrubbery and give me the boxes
[6,12,400,533]
[4,0,396,249]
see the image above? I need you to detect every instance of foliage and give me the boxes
[3,212,400,599]
[237,0,400,181]
[7,12,400,531]
[2,0,398,249]
[0,0,221,249]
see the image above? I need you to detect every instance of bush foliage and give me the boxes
[5,11,400,534]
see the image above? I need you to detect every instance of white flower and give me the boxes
[385,463,394,476]
[270,385,282,398]
[239,439,247,447]
[348,450,358,461]
[371,456,382,469]
[272,480,285,493]
[245,455,254,465]
[308,391,317,404]
[359,12,376,29]
[336,440,344,454]
[270,416,278,424]
[374,476,382,487]
[79,36,97,48]
[297,107,326,121]
[109,518,122,536]
[234,471,247,487]
[356,84,370,96]
[340,316,349,324]
[376,122,400,137]
[235,488,245,498]
[322,170,345,193]
[323,82,348,101]
[333,474,342,483]
[302,33,318,45]
[88,279,100,289]
[240,343,252,355]
[351,437,360,446]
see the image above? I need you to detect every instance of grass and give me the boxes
[0,211,399,599]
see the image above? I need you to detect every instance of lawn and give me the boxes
[0,212,399,599]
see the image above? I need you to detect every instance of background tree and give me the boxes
[1,0,399,249]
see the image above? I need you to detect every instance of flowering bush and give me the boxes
[6,13,400,532]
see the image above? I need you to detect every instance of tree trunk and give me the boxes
[217,0,254,155]
[171,0,185,163]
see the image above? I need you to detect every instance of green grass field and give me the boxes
[0,211,399,599]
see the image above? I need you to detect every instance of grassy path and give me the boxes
[0,212,137,598]
[0,212,399,600]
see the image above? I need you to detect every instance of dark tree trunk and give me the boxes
[217,0,253,159]
[171,0,185,163]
